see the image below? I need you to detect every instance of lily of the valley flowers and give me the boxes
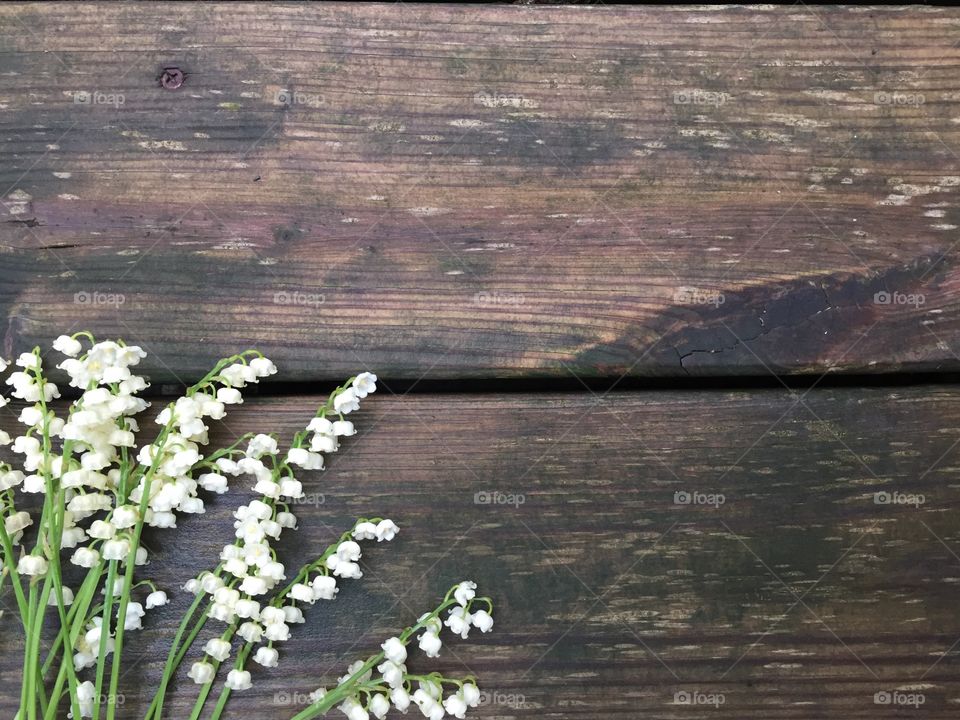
[288,581,495,720]
[0,333,494,720]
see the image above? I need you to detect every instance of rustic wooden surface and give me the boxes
[4,4,960,719]
[3,389,960,718]
[2,4,960,380]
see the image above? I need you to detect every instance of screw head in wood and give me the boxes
[160,67,184,90]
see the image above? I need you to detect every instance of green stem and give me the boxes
[92,559,118,720]
[288,651,384,720]
[144,589,213,720]
[21,430,53,720]
[23,575,53,720]
[207,644,252,720]
[109,351,262,720]
[104,461,166,720]
[186,627,237,720]
[0,515,30,627]
[44,493,83,720]
[44,573,103,717]
[41,657,68,720]
[21,354,80,719]
[40,560,103,677]
[20,582,37,720]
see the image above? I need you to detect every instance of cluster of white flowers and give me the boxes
[130,356,277,528]
[0,338,496,720]
[51,341,276,675]
[69,584,168,672]
[188,516,398,690]
[6,352,59,402]
[410,678,481,720]
[4,339,278,584]
[285,372,377,471]
[303,581,494,720]
[0,335,294,718]
[321,519,397,580]
[182,373,388,688]
[191,373,378,608]
[0,343,154,590]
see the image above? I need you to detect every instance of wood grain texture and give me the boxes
[3,388,960,718]
[2,4,960,380]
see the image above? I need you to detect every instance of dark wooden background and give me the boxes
[3,3,960,718]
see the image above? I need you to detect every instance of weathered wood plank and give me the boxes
[3,387,960,717]
[2,5,960,380]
